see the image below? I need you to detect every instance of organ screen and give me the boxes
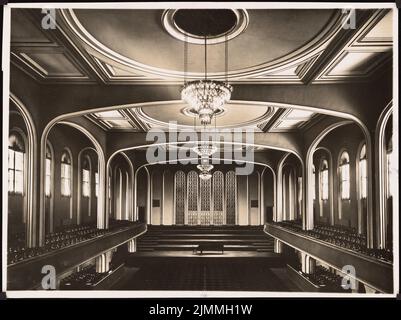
[174,171,185,225]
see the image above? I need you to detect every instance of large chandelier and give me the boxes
[181,35,232,126]
[197,163,214,172]
[192,143,218,157]
[199,171,212,180]
[181,80,232,125]
[197,155,213,180]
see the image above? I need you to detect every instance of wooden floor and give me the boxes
[112,226,300,291]
[114,256,299,291]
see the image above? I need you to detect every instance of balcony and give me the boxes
[7,222,146,290]
[265,223,393,293]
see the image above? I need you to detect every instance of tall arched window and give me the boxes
[45,143,52,197]
[359,144,367,199]
[108,171,112,214]
[82,156,91,198]
[212,171,224,225]
[320,160,329,201]
[116,169,123,219]
[339,151,350,200]
[312,165,316,200]
[225,171,236,225]
[174,171,186,225]
[387,136,393,198]
[8,132,25,194]
[187,171,199,225]
[125,171,130,220]
[95,171,99,197]
[61,151,72,197]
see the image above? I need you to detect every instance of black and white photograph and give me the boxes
[1,1,399,302]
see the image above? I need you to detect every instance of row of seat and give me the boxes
[275,220,393,262]
[60,265,103,289]
[305,266,351,292]
[7,219,135,265]
[60,261,121,289]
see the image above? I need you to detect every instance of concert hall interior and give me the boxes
[6,7,396,294]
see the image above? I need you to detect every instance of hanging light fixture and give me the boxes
[197,163,214,172]
[199,171,212,181]
[192,143,218,157]
[181,35,232,126]
[196,155,213,180]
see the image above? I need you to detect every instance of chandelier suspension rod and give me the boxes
[184,33,188,84]
[204,35,207,80]
[225,33,228,83]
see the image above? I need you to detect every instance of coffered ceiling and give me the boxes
[84,103,320,133]
[9,7,393,134]
[10,8,392,85]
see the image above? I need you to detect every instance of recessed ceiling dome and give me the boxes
[162,9,249,45]
[64,9,339,78]
[173,9,238,38]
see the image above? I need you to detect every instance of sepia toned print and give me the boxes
[2,2,398,298]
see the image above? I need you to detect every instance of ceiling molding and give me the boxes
[58,8,347,84]
[85,110,142,132]
[11,9,106,84]
[10,8,393,85]
[120,109,150,132]
[130,102,276,131]
[268,108,317,132]
[302,9,393,84]
[258,108,287,132]
[81,101,285,132]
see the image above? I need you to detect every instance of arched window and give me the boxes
[359,144,367,199]
[339,152,350,200]
[95,171,99,197]
[108,171,112,214]
[125,171,130,219]
[117,169,123,219]
[225,171,236,225]
[45,143,52,197]
[387,136,393,198]
[320,160,329,201]
[8,132,25,194]
[174,171,186,225]
[82,156,91,198]
[61,151,72,197]
[312,165,316,200]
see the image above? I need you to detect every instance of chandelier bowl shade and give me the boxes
[197,164,214,172]
[192,143,218,157]
[199,171,212,180]
[181,80,233,125]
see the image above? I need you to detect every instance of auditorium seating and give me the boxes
[274,220,393,262]
[60,265,104,289]
[7,219,134,265]
[60,244,127,290]
[136,225,274,253]
[59,262,123,290]
[288,262,351,292]
[308,266,351,292]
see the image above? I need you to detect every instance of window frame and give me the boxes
[359,144,368,199]
[45,143,53,198]
[387,136,393,198]
[8,132,25,195]
[95,172,99,198]
[312,165,316,201]
[82,168,90,198]
[320,160,329,201]
[339,151,351,200]
[61,151,72,197]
